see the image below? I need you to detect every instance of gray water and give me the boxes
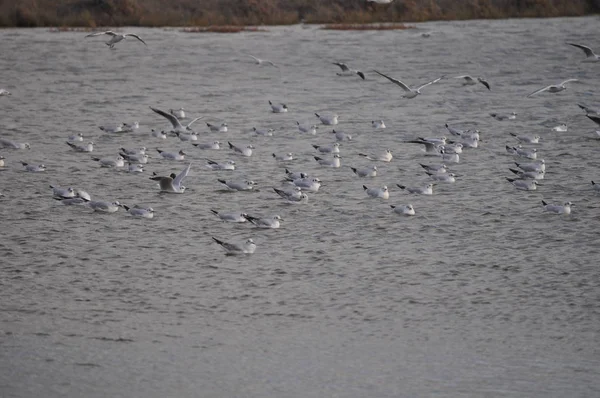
[1,16,599,397]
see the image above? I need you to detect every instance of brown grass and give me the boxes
[181,26,268,33]
[322,23,415,31]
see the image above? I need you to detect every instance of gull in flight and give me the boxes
[542,200,572,215]
[210,210,248,223]
[149,163,191,193]
[332,62,365,80]
[454,75,490,90]
[85,31,147,48]
[243,214,283,229]
[527,79,578,97]
[567,43,600,62]
[373,70,443,99]
[212,237,256,254]
[246,54,278,67]
[150,106,203,133]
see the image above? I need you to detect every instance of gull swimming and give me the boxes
[228,142,254,157]
[253,127,274,136]
[120,152,148,164]
[150,106,203,133]
[68,133,84,142]
[527,79,578,97]
[397,183,434,195]
[0,89,11,96]
[426,172,456,182]
[50,185,75,198]
[332,62,365,80]
[85,31,147,48]
[551,124,567,132]
[170,108,186,119]
[92,156,125,168]
[440,143,463,154]
[512,147,537,159]
[297,122,318,135]
[350,165,377,177]
[406,138,443,154]
[331,129,352,141]
[391,204,415,216]
[273,187,309,204]
[212,237,256,254]
[206,159,235,170]
[218,179,257,191]
[149,163,191,193]
[66,141,93,152]
[123,121,139,132]
[373,70,443,99]
[175,131,199,141]
[285,169,308,180]
[244,214,283,229]
[290,177,322,192]
[363,185,389,199]
[510,133,540,144]
[272,152,294,161]
[372,120,386,129]
[269,101,288,113]
[591,181,600,192]
[86,199,122,213]
[314,154,341,168]
[515,159,545,172]
[420,163,447,173]
[454,75,491,90]
[313,143,340,154]
[439,149,459,163]
[567,43,600,62]
[506,178,540,191]
[247,54,278,67]
[1,138,30,149]
[359,149,393,162]
[156,149,186,160]
[207,122,228,132]
[99,123,125,133]
[0,155,5,167]
[21,162,46,172]
[509,168,545,180]
[123,205,154,218]
[127,163,144,173]
[210,209,248,223]
[542,200,572,214]
[315,113,338,125]
[152,129,167,139]
[193,141,221,150]
[490,112,517,121]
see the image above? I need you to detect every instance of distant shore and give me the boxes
[0,0,596,28]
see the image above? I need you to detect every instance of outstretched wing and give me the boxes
[568,43,595,57]
[150,106,183,129]
[559,78,578,86]
[333,62,350,72]
[125,33,147,46]
[85,31,116,38]
[174,163,191,187]
[527,85,551,98]
[372,70,411,92]
[454,75,474,82]
[478,78,491,90]
[212,237,241,252]
[185,116,204,129]
[416,76,443,91]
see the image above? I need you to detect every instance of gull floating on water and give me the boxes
[99,123,125,133]
[373,70,443,99]
[490,112,517,121]
[397,183,434,195]
[21,162,46,172]
[0,155,5,167]
[193,141,221,150]
[246,54,278,67]
[510,146,537,159]
[509,168,545,180]
[244,214,283,229]
[121,146,146,156]
[68,133,83,142]
[273,187,309,204]
[1,138,30,149]
[420,163,447,173]
[175,131,199,141]
[66,141,93,152]
[591,181,600,192]
[314,154,341,168]
[210,209,248,223]
[510,133,540,144]
[297,122,318,135]
[426,172,456,182]
[149,163,191,193]
[350,165,377,177]
[313,143,340,154]
[206,159,235,170]
[151,129,167,139]
[506,178,540,191]
[515,159,545,172]
[212,237,256,254]
[127,163,144,173]
[527,79,578,97]
[331,129,352,141]
[272,152,294,161]
[207,122,228,132]
[150,106,203,133]
[391,204,415,216]
[454,75,490,90]
[123,121,139,132]
[218,179,257,191]
[285,169,308,180]
[315,113,338,125]
[290,177,321,192]
[86,199,122,213]
[371,120,386,129]
[551,124,567,132]
[85,31,147,48]
[228,142,254,157]
[92,156,125,168]
[50,185,75,198]
[567,43,600,62]
[363,185,389,199]
[253,127,274,136]
[156,149,186,160]
[0,89,11,96]
[542,200,572,214]
[123,205,154,218]
[269,101,288,113]
[406,138,443,154]
[332,62,365,80]
[359,149,393,162]
[120,152,148,164]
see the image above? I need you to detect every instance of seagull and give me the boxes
[0,138,30,149]
[592,181,600,192]
[149,106,203,133]
[586,114,600,126]
[120,146,146,155]
[578,103,600,115]
[527,79,578,97]
[331,129,352,141]
[170,108,186,119]
[420,163,448,173]
[440,143,463,154]
[454,75,490,90]
[506,178,540,191]
[99,123,125,133]
[363,185,389,199]
[510,133,540,144]
[86,199,122,213]
[314,154,341,168]
[332,62,365,80]
[284,169,308,180]
[85,31,147,48]
[66,141,93,152]
[50,185,76,198]
[289,177,322,192]
[210,210,248,223]
[269,101,288,113]
[123,205,155,218]
[373,70,443,99]
[439,149,459,163]
[228,142,254,157]
[272,152,294,161]
[212,237,256,254]
[512,147,537,160]
[390,204,415,216]
[151,129,167,139]
[406,138,443,154]
[91,156,125,168]
[68,133,84,142]
[358,149,393,162]
[313,143,340,154]
[426,172,456,182]
[127,163,144,173]
[207,122,228,132]
[217,179,257,191]
[149,163,191,193]
[205,159,236,170]
[509,168,545,180]
[123,121,139,132]
[542,200,572,214]
[193,141,221,150]
[156,149,186,160]
[297,122,318,135]
[490,112,517,121]
[246,54,278,67]
[515,160,545,172]
[175,131,199,141]
[273,187,309,204]
[371,120,386,129]
[350,165,377,177]
[551,124,567,132]
[120,153,148,164]
[0,156,4,167]
[0,89,11,96]
[315,113,338,125]
[567,43,600,62]
[20,162,46,172]
[244,214,283,229]
[397,183,434,195]
[253,127,274,136]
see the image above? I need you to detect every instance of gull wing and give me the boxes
[212,237,241,252]
[527,85,551,98]
[85,31,116,38]
[372,70,411,92]
[185,116,204,129]
[150,106,183,130]
[333,62,350,72]
[247,54,261,63]
[586,114,600,126]
[478,78,491,90]
[568,43,595,57]
[124,33,147,46]
[559,78,578,86]
[416,76,443,91]
[173,163,191,187]
[454,75,474,82]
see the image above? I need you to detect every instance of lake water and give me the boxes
[1,16,599,398]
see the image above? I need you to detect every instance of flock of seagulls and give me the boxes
[0,27,598,255]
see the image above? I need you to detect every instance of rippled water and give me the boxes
[1,17,600,397]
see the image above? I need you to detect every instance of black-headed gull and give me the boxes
[228,142,254,157]
[156,149,186,160]
[21,162,46,172]
[542,200,572,214]
[313,143,340,153]
[66,141,93,152]
[150,106,203,133]
[207,122,228,132]
[206,159,235,170]
[506,178,540,191]
[332,62,365,80]
[243,214,283,229]
[269,101,288,113]
[123,205,154,218]
[363,185,389,199]
[454,75,490,90]
[350,165,377,177]
[170,108,186,119]
[212,237,256,254]
[373,70,443,99]
[0,89,11,96]
[210,210,248,223]
[397,183,434,195]
[527,79,578,97]
[358,149,393,162]
[149,163,191,193]
[510,133,540,144]
[567,43,600,62]
[91,156,125,168]
[272,152,294,161]
[1,138,30,150]
[315,113,338,125]
[86,199,122,213]
[391,204,415,216]
[218,179,257,191]
[193,141,221,150]
[85,31,147,48]
[273,187,309,204]
[314,154,341,168]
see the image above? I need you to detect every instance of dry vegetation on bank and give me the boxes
[1,0,598,28]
